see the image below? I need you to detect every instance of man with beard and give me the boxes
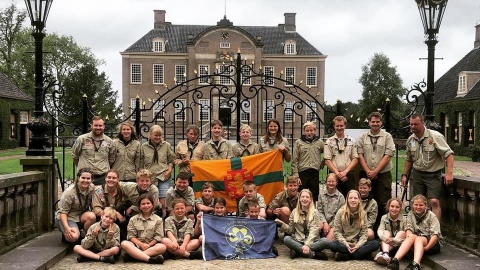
[72,116,116,185]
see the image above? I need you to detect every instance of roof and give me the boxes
[124,21,323,56]
[0,72,33,101]
[434,47,480,103]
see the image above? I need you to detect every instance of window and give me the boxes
[130,98,142,120]
[285,67,295,86]
[285,101,294,122]
[19,111,29,124]
[131,64,141,84]
[175,65,186,85]
[458,75,466,95]
[153,64,164,84]
[153,100,165,121]
[174,99,186,122]
[264,66,274,86]
[199,99,210,121]
[306,101,317,122]
[153,39,165,52]
[220,42,230,48]
[240,100,251,122]
[285,40,296,55]
[306,67,317,87]
[263,100,274,122]
[241,65,251,85]
[199,64,209,84]
[219,64,232,85]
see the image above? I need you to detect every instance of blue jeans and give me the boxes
[284,236,329,257]
[329,240,379,259]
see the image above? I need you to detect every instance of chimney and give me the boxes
[154,10,166,30]
[284,13,296,32]
[475,23,480,49]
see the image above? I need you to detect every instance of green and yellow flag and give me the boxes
[191,150,285,212]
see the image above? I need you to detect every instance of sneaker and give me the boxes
[189,250,203,260]
[313,251,328,260]
[147,255,164,264]
[386,257,399,270]
[375,252,390,265]
[405,262,414,270]
[100,255,116,264]
[289,249,298,259]
[122,252,133,263]
[411,263,422,270]
[334,252,349,261]
[76,255,89,263]
[374,252,383,262]
[272,246,279,256]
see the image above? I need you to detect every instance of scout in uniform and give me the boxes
[165,172,195,219]
[174,124,205,187]
[194,182,215,214]
[232,124,261,157]
[291,121,324,201]
[122,169,160,216]
[112,122,141,182]
[375,197,406,265]
[237,181,267,218]
[324,116,358,197]
[259,118,291,162]
[72,116,116,185]
[267,176,299,224]
[203,119,233,160]
[358,178,378,240]
[317,173,345,240]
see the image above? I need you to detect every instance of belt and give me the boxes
[412,169,441,175]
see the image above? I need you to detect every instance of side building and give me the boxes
[121,10,326,142]
[434,22,480,157]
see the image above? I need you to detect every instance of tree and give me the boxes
[0,3,27,78]
[358,53,406,124]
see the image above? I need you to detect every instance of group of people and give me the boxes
[57,112,453,269]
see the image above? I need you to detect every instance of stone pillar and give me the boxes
[20,157,57,231]
[466,189,480,249]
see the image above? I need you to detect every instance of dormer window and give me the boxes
[153,38,165,52]
[284,40,296,55]
[457,75,466,96]
[457,71,480,97]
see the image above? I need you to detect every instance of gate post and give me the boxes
[135,97,141,138]
[82,94,88,133]
[384,98,392,133]
[336,100,342,116]
[236,51,242,142]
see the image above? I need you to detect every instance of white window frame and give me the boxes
[19,111,29,124]
[198,99,210,121]
[458,75,466,94]
[263,100,274,122]
[458,112,463,143]
[306,67,317,87]
[219,64,232,85]
[240,100,251,122]
[130,98,142,121]
[220,42,230,48]
[199,64,209,84]
[306,101,317,122]
[241,65,251,85]
[285,101,294,122]
[153,64,164,84]
[152,39,165,52]
[175,99,187,122]
[285,67,295,86]
[153,100,165,121]
[264,66,274,86]
[285,40,297,55]
[175,65,186,85]
[130,64,142,84]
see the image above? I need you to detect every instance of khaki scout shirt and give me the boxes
[174,139,205,173]
[377,213,406,243]
[405,210,442,240]
[356,130,395,173]
[112,138,141,181]
[203,138,233,160]
[291,137,324,177]
[165,216,194,244]
[238,193,266,217]
[268,190,298,212]
[81,221,120,250]
[165,186,195,212]
[317,189,345,226]
[71,132,115,175]
[92,185,125,216]
[56,183,95,222]
[406,128,454,172]
[324,134,358,172]
[195,196,215,213]
[121,182,160,214]
[232,140,261,157]
[127,213,164,243]
[362,197,378,229]
[259,136,290,153]
[279,208,321,246]
[140,140,174,186]
[333,208,369,247]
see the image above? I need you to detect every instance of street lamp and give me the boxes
[415,0,447,128]
[24,0,53,156]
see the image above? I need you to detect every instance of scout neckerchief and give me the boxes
[174,188,189,201]
[149,140,160,163]
[75,184,91,213]
[238,141,251,157]
[173,217,187,238]
[211,140,224,156]
[137,185,148,195]
[389,215,401,237]
[188,140,198,159]
[349,211,359,226]
[96,223,109,248]
[368,134,379,152]
[268,136,277,147]
[362,195,372,210]
[92,137,104,152]
[287,193,297,211]
[413,209,428,225]
[301,211,309,236]
[103,184,120,209]
[120,136,131,146]
[301,135,318,143]
[335,137,348,153]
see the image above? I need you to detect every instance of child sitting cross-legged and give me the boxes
[73,207,120,264]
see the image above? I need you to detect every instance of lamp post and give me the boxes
[25,0,53,156]
[415,0,447,128]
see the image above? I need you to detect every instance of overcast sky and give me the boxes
[8,0,480,105]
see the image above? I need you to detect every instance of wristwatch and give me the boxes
[401,173,408,177]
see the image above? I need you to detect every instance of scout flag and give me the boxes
[190,150,284,212]
[201,214,277,260]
